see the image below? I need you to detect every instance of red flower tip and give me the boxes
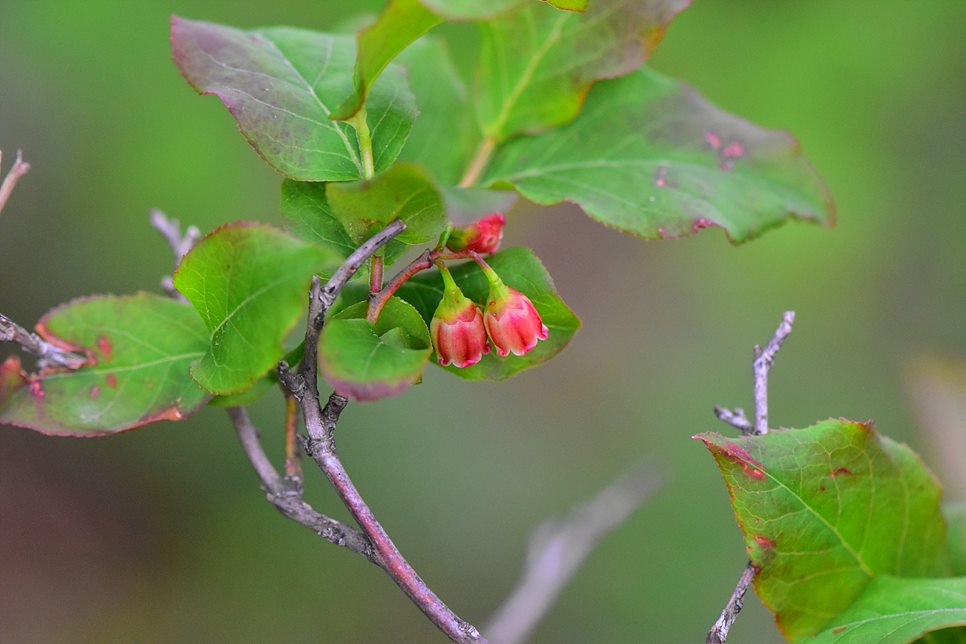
[483,286,549,358]
[446,213,505,254]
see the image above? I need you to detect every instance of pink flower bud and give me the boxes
[483,287,549,357]
[473,255,548,358]
[446,213,505,254]
[430,265,490,368]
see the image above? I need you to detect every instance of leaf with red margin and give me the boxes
[484,67,835,243]
[0,293,209,436]
[319,297,431,402]
[696,419,949,640]
[170,16,416,181]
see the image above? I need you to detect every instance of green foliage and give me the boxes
[395,248,580,380]
[171,17,416,181]
[803,576,966,644]
[697,419,950,641]
[476,0,688,141]
[395,38,478,185]
[0,294,208,435]
[326,162,445,246]
[485,67,835,242]
[174,223,339,395]
[319,297,432,401]
[280,180,357,257]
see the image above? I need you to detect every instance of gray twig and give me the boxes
[149,209,201,301]
[707,311,797,643]
[485,465,661,644]
[707,562,757,644]
[226,406,380,564]
[278,220,486,643]
[752,310,795,435]
[0,149,31,217]
[0,312,87,370]
[713,406,752,434]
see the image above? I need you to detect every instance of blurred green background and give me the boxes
[1,1,964,642]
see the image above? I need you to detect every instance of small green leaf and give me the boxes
[803,576,966,644]
[280,180,356,257]
[476,0,688,140]
[485,67,835,243]
[174,223,339,395]
[396,37,480,185]
[171,17,415,181]
[542,0,588,10]
[948,504,966,576]
[394,247,580,380]
[0,294,209,436]
[326,162,445,247]
[319,297,432,401]
[333,0,442,121]
[696,419,949,640]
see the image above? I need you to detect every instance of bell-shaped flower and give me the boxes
[475,255,549,357]
[430,264,490,368]
[445,213,505,255]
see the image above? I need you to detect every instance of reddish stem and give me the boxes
[366,249,437,322]
[283,393,301,482]
[369,255,384,295]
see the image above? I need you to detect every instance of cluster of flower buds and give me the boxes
[430,252,548,368]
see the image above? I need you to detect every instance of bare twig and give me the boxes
[0,312,87,370]
[713,406,752,434]
[707,562,757,644]
[752,310,795,435]
[707,311,797,643]
[226,407,380,565]
[149,209,201,301]
[485,465,661,644]
[0,149,31,217]
[283,392,302,487]
[277,221,485,643]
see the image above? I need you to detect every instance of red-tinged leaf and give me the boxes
[0,294,209,436]
[697,419,949,640]
[170,16,415,181]
[484,67,835,243]
[319,297,432,402]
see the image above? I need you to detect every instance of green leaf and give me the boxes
[394,247,580,380]
[280,180,356,257]
[544,0,588,10]
[476,0,689,140]
[174,223,339,395]
[326,162,445,247]
[170,16,415,181]
[696,419,949,640]
[396,37,480,186]
[948,504,966,576]
[485,67,836,243]
[418,0,525,19]
[319,297,432,401]
[209,343,304,407]
[0,294,208,436]
[803,576,966,644]
[332,0,442,121]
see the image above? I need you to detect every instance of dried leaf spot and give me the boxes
[106,374,118,388]
[28,378,45,400]
[832,626,847,634]
[89,385,100,399]
[830,467,853,477]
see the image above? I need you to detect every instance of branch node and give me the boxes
[0,148,31,217]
